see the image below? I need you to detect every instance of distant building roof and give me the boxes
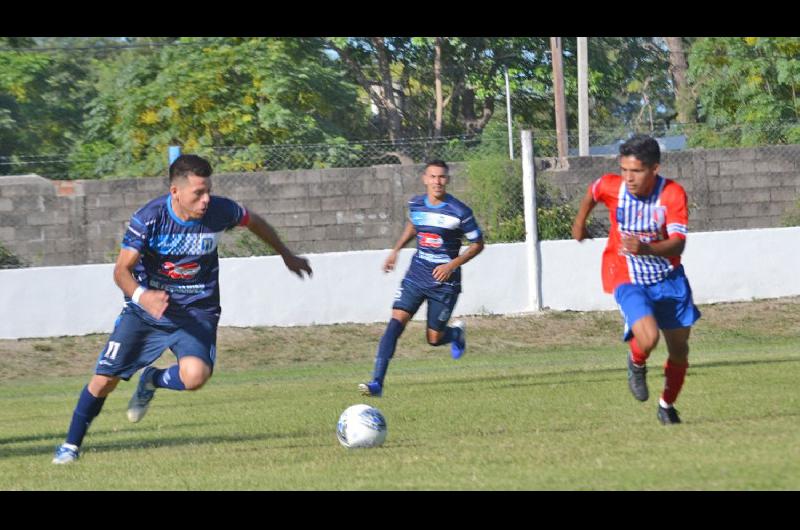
[569,135,687,156]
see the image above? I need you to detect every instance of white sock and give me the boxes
[659,398,673,409]
[63,443,79,451]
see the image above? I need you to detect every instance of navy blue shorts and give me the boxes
[94,304,219,380]
[392,278,459,331]
[614,266,701,342]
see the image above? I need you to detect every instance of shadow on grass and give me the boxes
[406,356,800,389]
[0,428,320,460]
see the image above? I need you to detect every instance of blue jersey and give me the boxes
[121,194,248,316]
[403,194,482,293]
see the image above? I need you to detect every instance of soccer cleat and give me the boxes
[52,443,80,464]
[627,355,649,402]
[358,380,383,398]
[450,320,466,360]
[127,366,157,423]
[657,404,682,425]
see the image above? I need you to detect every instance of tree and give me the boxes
[687,37,800,147]
[70,37,370,177]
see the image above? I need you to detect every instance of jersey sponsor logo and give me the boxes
[161,261,200,280]
[418,232,443,248]
[652,206,666,226]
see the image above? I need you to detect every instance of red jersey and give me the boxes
[590,174,688,293]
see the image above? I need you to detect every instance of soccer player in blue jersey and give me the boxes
[359,160,484,398]
[52,154,312,464]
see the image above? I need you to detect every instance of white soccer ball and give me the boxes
[336,404,387,448]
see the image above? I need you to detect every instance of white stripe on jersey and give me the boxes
[617,178,673,285]
[465,229,481,241]
[410,211,461,230]
[417,250,452,264]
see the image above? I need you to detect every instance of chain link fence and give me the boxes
[2,123,800,269]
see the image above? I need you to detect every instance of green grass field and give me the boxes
[1,297,799,490]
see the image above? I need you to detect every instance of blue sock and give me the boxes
[65,385,106,447]
[151,364,186,391]
[372,318,405,386]
[433,326,458,346]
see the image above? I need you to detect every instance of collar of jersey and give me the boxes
[424,194,450,209]
[624,175,663,202]
[166,195,202,227]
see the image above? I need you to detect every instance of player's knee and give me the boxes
[637,332,659,353]
[179,368,211,391]
[426,330,443,346]
[88,375,120,397]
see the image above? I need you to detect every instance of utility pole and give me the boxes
[550,37,568,159]
[577,37,589,156]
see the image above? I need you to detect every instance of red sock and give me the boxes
[661,359,689,405]
[629,337,648,365]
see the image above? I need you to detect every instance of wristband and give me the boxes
[131,286,146,304]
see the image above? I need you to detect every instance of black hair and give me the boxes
[424,159,449,173]
[619,134,661,166]
[169,154,213,183]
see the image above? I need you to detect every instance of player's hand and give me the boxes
[621,234,647,255]
[383,251,399,273]
[140,289,169,320]
[283,254,312,279]
[432,263,455,282]
[572,222,589,241]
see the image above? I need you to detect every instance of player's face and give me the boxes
[171,173,211,220]
[619,156,659,197]
[422,166,449,200]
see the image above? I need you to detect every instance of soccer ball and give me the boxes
[336,404,387,448]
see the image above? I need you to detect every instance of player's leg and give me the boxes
[615,283,659,402]
[360,280,422,397]
[651,267,701,424]
[55,308,167,463]
[657,327,691,424]
[156,310,219,392]
[424,291,465,359]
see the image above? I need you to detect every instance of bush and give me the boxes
[463,155,582,242]
[0,241,24,268]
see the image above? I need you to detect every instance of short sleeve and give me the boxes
[590,174,619,206]
[663,183,688,239]
[217,197,249,230]
[121,214,149,254]
[461,208,483,242]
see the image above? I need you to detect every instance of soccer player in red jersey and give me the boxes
[571,135,700,424]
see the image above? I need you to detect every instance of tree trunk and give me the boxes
[371,37,403,143]
[665,37,696,125]
[550,37,569,158]
[434,37,444,138]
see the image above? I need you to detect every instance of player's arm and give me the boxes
[113,248,169,320]
[431,238,484,282]
[572,187,597,241]
[245,211,312,278]
[621,235,685,257]
[383,221,417,273]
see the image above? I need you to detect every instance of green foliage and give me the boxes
[217,229,277,258]
[68,37,370,178]
[0,241,23,268]
[463,153,580,242]
[687,37,800,148]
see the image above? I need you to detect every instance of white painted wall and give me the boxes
[1,227,799,339]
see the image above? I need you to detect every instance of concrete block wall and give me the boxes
[1,144,798,268]
[540,145,800,233]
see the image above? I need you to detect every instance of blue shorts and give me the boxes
[392,278,459,332]
[94,304,219,380]
[614,265,701,342]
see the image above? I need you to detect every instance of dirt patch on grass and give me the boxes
[1,296,798,381]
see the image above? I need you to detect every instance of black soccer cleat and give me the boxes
[627,355,649,402]
[657,404,682,425]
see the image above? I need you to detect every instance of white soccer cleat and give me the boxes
[127,366,157,423]
[52,443,80,464]
[450,320,466,359]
